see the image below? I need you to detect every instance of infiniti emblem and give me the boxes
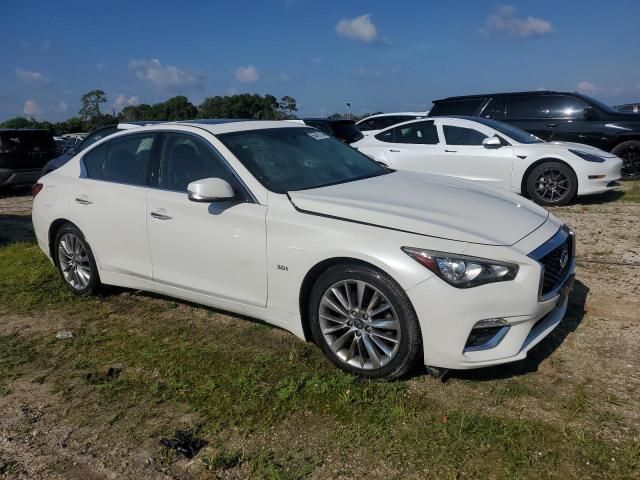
[559,246,569,270]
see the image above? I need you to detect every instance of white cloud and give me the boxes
[235,65,260,83]
[23,99,40,116]
[576,81,597,95]
[15,67,50,87]
[336,14,378,43]
[484,5,553,38]
[57,101,68,113]
[576,81,624,98]
[114,94,140,110]
[129,59,202,91]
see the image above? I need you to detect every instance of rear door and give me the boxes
[375,120,442,172]
[70,132,158,278]
[436,119,514,188]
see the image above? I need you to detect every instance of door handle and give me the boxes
[75,195,92,205]
[388,149,401,153]
[545,123,557,128]
[150,209,172,220]
[444,149,457,153]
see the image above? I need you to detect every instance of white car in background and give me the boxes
[33,120,575,379]
[353,116,623,206]
[356,112,428,137]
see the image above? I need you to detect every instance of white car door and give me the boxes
[374,120,443,172]
[145,131,267,307]
[436,119,514,188]
[70,132,158,278]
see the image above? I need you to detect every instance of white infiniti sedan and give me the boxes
[33,120,576,379]
[352,116,622,206]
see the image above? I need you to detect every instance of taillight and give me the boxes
[32,183,44,197]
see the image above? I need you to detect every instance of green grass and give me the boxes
[1,241,639,478]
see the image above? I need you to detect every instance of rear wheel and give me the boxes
[612,140,640,179]
[525,161,577,206]
[308,263,422,380]
[54,224,101,295]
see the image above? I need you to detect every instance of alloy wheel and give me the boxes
[534,168,571,203]
[318,280,401,369]
[619,144,640,178]
[57,233,92,290]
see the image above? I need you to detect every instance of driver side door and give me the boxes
[145,131,268,307]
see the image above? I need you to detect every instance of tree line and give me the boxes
[0,90,300,135]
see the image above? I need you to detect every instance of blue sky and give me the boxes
[1,0,639,121]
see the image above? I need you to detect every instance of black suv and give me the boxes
[0,129,58,188]
[429,91,640,178]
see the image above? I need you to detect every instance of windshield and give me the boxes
[217,127,388,193]
[471,117,543,144]
[575,93,618,114]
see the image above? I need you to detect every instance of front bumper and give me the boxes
[406,226,576,370]
[577,157,622,196]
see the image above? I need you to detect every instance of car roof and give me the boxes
[302,118,356,124]
[432,90,573,102]
[358,112,427,121]
[158,119,309,134]
[0,128,50,133]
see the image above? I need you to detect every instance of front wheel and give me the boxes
[525,161,577,206]
[611,140,640,179]
[308,263,422,380]
[54,223,101,295]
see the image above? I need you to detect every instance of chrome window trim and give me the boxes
[528,225,576,302]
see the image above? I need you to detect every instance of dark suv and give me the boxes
[297,118,364,144]
[429,91,640,178]
[0,129,57,188]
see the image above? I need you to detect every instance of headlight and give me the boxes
[569,149,605,163]
[401,247,518,288]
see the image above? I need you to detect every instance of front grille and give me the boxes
[538,237,572,296]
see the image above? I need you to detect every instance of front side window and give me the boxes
[391,121,438,144]
[158,133,242,193]
[83,133,156,186]
[218,127,387,193]
[506,96,552,119]
[443,125,488,146]
[545,95,589,118]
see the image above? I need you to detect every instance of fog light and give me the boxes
[473,318,507,329]
[588,175,605,179]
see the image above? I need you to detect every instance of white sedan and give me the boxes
[33,120,575,379]
[352,116,622,205]
[356,112,428,137]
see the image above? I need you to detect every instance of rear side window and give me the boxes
[78,127,118,152]
[482,98,506,120]
[545,95,589,118]
[506,96,551,119]
[443,125,488,145]
[82,134,156,186]
[376,121,438,144]
[430,99,485,116]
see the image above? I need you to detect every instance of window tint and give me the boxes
[545,95,588,118]
[443,125,488,145]
[482,97,506,120]
[376,115,420,130]
[84,134,156,185]
[82,143,109,179]
[357,118,379,131]
[392,121,438,144]
[506,96,551,119]
[430,99,485,116]
[158,133,241,193]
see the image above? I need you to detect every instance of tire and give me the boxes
[525,161,577,206]
[611,140,640,179]
[308,263,422,380]
[53,223,101,295]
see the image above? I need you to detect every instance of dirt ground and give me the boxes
[0,185,639,479]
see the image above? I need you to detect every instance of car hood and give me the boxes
[288,171,549,246]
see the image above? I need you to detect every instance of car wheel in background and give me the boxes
[525,161,577,206]
[612,140,640,179]
[54,223,101,295]
[308,263,422,380]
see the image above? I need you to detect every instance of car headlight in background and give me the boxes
[568,149,606,163]
[401,247,518,288]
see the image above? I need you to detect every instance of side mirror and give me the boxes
[583,107,598,120]
[482,136,502,148]
[187,178,235,202]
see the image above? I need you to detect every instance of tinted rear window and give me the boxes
[430,99,485,116]
[0,131,55,153]
[329,121,364,143]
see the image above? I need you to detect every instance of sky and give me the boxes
[1,0,639,121]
